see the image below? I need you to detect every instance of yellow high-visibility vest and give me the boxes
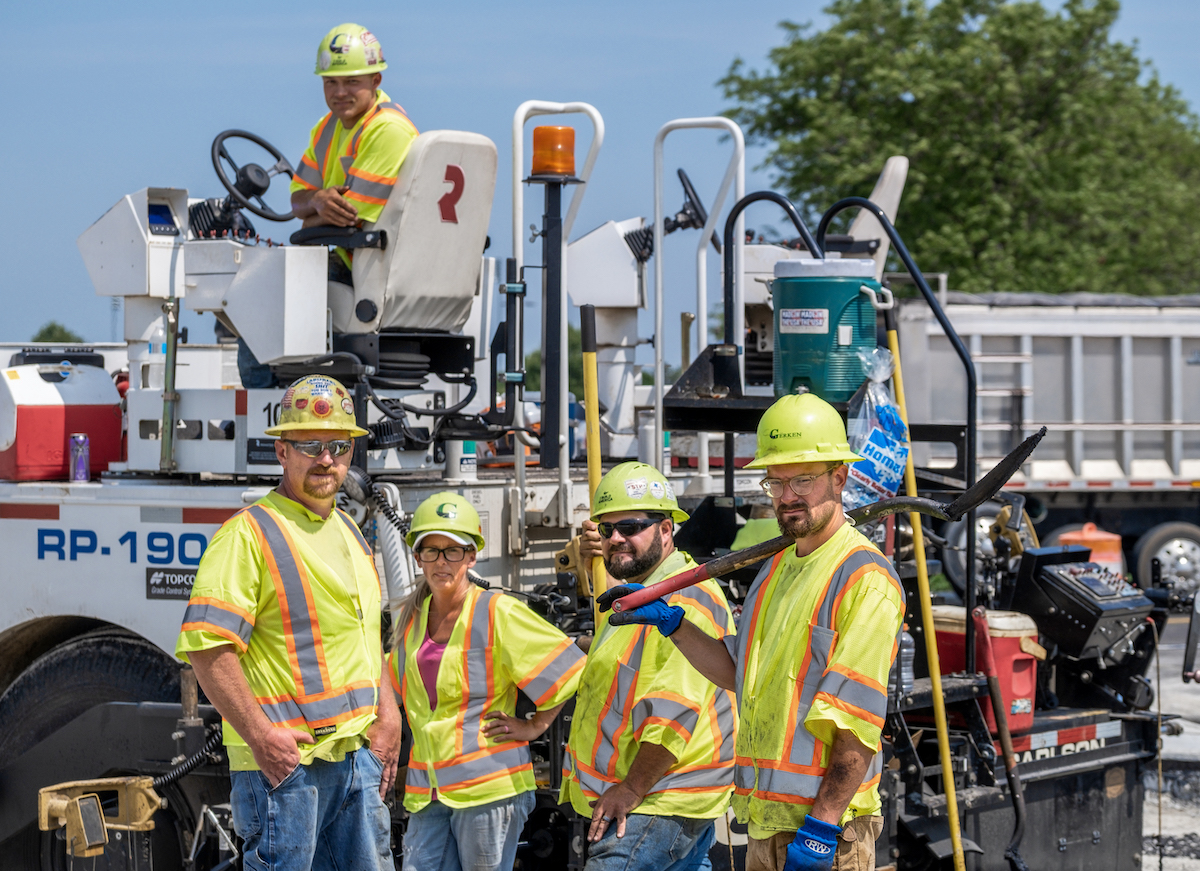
[176,492,384,770]
[290,88,418,224]
[390,584,586,812]
[561,550,737,819]
[729,522,904,838]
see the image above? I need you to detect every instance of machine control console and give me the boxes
[147,202,180,236]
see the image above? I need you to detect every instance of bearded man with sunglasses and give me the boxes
[601,395,904,871]
[177,374,398,871]
[562,462,737,871]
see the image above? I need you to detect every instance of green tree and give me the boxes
[524,324,584,397]
[721,0,1200,294]
[32,321,84,343]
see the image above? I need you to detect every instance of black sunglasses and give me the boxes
[283,439,354,458]
[597,517,666,539]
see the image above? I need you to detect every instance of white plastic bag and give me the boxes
[843,348,909,512]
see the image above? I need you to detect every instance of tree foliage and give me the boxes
[524,324,584,397]
[721,0,1200,294]
[32,321,84,343]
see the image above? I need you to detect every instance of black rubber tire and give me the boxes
[1134,521,1200,593]
[940,501,1002,593]
[0,628,179,762]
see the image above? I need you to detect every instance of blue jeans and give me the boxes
[230,749,393,871]
[585,814,715,871]
[402,791,535,871]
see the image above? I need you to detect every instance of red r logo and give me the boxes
[438,164,464,223]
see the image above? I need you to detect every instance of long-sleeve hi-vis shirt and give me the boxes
[290,88,418,225]
[175,491,384,771]
[561,550,738,820]
[390,585,586,812]
[726,522,904,839]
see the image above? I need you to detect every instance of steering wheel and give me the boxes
[211,130,295,222]
[677,168,721,255]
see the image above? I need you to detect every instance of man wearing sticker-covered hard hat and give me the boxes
[563,462,737,871]
[290,23,418,269]
[176,374,398,871]
[600,396,905,871]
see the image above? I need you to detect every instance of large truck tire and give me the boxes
[0,627,180,761]
[1134,521,1200,593]
[0,628,184,870]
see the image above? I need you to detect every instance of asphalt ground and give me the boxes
[1143,615,1200,868]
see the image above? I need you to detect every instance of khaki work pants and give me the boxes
[745,816,884,871]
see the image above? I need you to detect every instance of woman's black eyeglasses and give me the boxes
[415,545,471,563]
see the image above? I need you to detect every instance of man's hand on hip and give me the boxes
[587,780,643,843]
[366,712,402,798]
[250,726,315,787]
[311,186,358,226]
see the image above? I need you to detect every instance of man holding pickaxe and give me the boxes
[602,394,905,871]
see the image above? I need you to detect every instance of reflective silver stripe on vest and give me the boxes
[755,765,824,802]
[433,744,531,790]
[732,556,778,703]
[294,160,323,189]
[818,668,888,721]
[678,585,730,630]
[519,639,584,706]
[565,758,609,797]
[715,689,737,759]
[654,764,735,792]
[630,696,700,740]
[592,628,646,775]
[345,174,394,202]
[182,601,253,647]
[406,765,431,791]
[247,505,325,696]
[310,115,338,180]
[340,100,411,180]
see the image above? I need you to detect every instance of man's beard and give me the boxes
[606,532,665,581]
[302,465,343,500]
[774,480,838,540]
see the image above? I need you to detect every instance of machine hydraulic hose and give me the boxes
[152,724,223,789]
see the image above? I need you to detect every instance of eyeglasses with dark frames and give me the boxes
[414,545,472,563]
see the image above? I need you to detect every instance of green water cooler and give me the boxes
[772,258,880,402]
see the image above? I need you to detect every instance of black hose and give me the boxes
[153,725,223,788]
[362,374,479,419]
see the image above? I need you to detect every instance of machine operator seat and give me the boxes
[328,130,498,336]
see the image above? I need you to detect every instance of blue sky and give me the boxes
[2,0,1197,370]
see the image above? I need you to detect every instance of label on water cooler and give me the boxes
[779,308,829,334]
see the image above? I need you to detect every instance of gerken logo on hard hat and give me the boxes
[769,429,803,439]
[329,33,353,53]
[436,503,458,520]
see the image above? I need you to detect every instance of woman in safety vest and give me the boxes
[390,492,586,871]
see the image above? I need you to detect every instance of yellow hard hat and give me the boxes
[264,375,369,438]
[406,492,485,551]
[744,394,864,469]
[591,462,689,524]
[315,23,387,76]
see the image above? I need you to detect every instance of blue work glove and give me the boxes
[596,583,685,636]
[784,815,841,871]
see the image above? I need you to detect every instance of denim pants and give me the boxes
[230,749,393,871]
[402,790,536,871]
[585,813,715,871]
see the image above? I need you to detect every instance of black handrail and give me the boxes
[816,196,980,671]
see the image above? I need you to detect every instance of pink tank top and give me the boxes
[416,632,446,709]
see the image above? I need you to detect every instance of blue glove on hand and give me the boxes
[784,815,841,871]
[596,583,685,636]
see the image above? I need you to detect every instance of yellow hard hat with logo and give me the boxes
[264,375,369,438]
[406,492,486,550]
[745,393,863,469]
[590,462,689,524]
[315,23,388,76]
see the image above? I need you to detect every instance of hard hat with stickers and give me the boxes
[590,462,689,524]
[263,375,369,437]
[314,23,388,77]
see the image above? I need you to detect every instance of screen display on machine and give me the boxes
[147,203,178,235]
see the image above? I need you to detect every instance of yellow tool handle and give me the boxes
[581,306,609,632]
[887,326,967,871]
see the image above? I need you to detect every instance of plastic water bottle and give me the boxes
[146,320,167,390]
[888,627,916,697]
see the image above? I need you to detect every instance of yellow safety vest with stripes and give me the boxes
[728,522,904,838]
[561,550,738,820]
[390,584,586,812]
[175,492,384,770]
[290,88,418,224]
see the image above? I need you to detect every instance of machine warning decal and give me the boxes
[779,308,829,334]
[247,438,280,465]
[147,567,196,600]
